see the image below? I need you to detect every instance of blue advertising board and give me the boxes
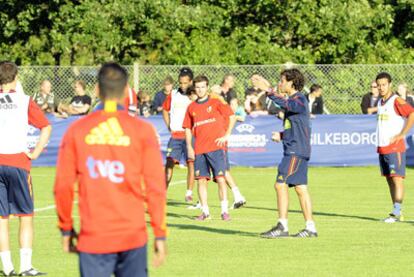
[30,114,414,167]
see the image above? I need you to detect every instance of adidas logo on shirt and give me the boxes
[0,95,17,109]
[85,117,130,146]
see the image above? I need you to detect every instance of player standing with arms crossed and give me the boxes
[0,61,51,276]
[54,62,167,277]
[375,72,414,223]
[253,69,317,238]
[163,67,195,202]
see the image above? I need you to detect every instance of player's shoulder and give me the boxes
[209,97,225,105]
[394,96,408,105]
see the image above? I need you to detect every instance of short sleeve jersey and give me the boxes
[183,97,233,154]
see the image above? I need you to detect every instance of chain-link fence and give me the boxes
[17,64,414,114]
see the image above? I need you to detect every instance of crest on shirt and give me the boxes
[85,117,130,146]
[207,106,212,113]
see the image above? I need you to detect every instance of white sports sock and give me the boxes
[305,221,317,233]
[278,219,288,232]
[221,200,229,214]
[0,251,14,274]
[202,205,210,216]
[185,190,193,197]
[231,187,243,202]
[20,248,32,273]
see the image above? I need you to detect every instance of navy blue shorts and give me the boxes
[276,155,308,187]
[0,166,33,218]
[79,245,147,277]
[379,152,406,177]
[194,149,227,180]
[166,138,189,164]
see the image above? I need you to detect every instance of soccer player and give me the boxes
[210,85,246,209]
[375,72,414,223]
[253,69,318,238]
[0,61,51,276]
[162,67,195,201]
[183,75,236,221]
[54,62,167,277]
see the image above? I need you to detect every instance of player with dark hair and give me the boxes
[252,68,318,238]
[375,72,414,223]
[54,62,167,277]
[183,75,236,221]
[162,67,195,202]
[0,61,51,276]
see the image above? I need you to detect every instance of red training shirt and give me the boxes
[183,97,233,154]
[54,103,167,253]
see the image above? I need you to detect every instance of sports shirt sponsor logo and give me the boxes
[0,95,17,109]
[85,117,130,146]
[86,156,125,183]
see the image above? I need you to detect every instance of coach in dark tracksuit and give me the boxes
[252,69,318,239]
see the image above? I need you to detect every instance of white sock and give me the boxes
[305,221,317,233]
[185,190,192,197]
[202,205,210,216]
[0,251,14,274]
[278,219,288,232]
[20,248,32,273]
[231,187,243,202]
[221,200,229,214]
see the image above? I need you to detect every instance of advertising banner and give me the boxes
[31,115,414,167]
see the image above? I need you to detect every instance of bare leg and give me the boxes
[392,176,404,204]
[225,171,237,189]
[274,182,289,220]
[187,161,195,192]
[217,177,228,202]
[165,159,175,188]
[198,179,208,210]
[19,217,33,249]
[295,185,314,222]
[386,176,395,203]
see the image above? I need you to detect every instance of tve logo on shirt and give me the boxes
[86,156,125,183]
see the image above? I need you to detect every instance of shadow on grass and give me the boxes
[167,200,189,208]
[243,205,380,222]
[167,222,258,237]
[167,212,195,220]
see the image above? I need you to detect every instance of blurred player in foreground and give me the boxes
[54,62,167,277]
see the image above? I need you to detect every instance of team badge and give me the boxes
[195,170,200,176]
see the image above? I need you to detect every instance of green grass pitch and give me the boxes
[14,166,414,276]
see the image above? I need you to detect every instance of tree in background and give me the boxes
[1,0,414,65]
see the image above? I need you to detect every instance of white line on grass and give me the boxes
[33,180,186,213]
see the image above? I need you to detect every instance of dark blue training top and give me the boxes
[268,91,311,160]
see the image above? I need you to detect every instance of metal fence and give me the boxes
[17,64,414,114]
